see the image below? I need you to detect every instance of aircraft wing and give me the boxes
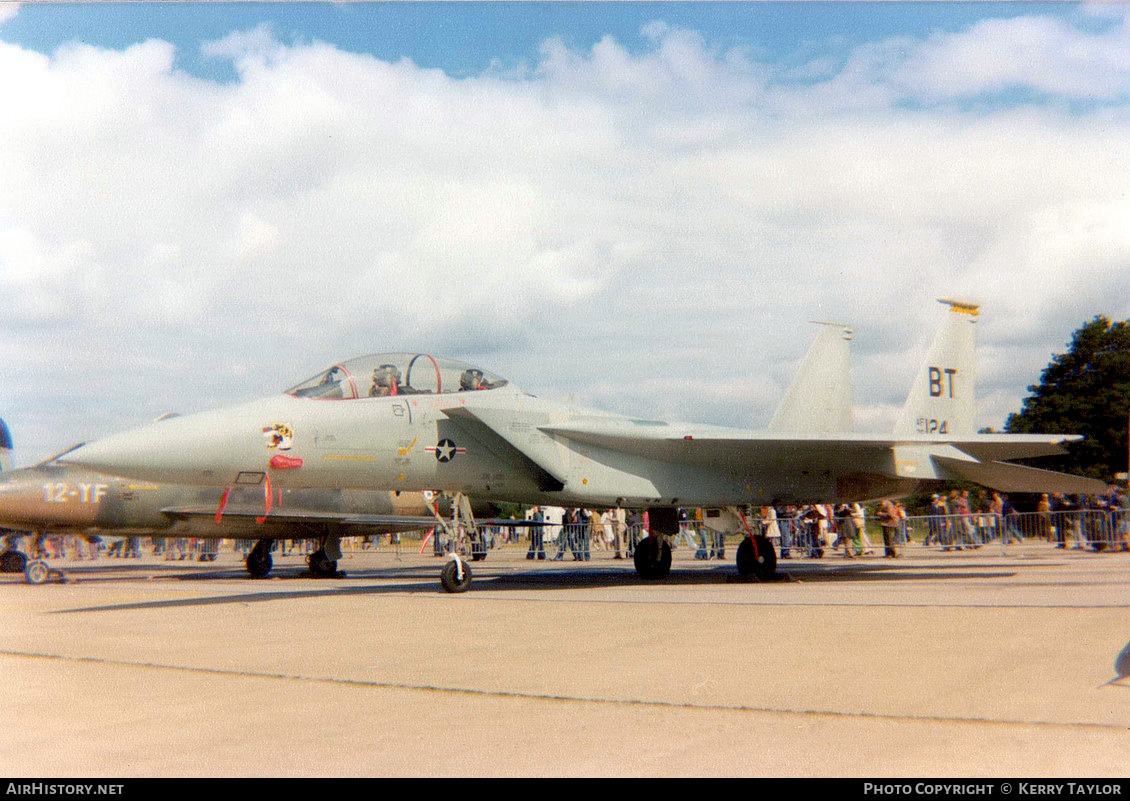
[539,420,1077,466]
[543,423,1104,495]
[442,406,1103,496]
[159,506,441,529]
[159,506,547,529]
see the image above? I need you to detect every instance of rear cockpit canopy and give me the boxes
[286,353,509,400]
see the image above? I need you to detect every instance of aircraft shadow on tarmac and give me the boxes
[43,559,1019,614]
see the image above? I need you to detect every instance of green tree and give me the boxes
[1005,316,1130,481]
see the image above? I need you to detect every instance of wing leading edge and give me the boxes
[536,419,1106,496]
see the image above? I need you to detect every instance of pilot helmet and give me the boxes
[459,368,484,391]
[374,364,401,387]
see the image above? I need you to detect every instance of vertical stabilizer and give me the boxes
[0,419,12,472]
[894,299,979,437]
[768,322,854,433]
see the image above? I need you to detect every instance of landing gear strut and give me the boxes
[432,492,483,592]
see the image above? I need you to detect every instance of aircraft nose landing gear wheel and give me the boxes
[440,556,472,593]
[736,534,777,581]
[633,536,672,580]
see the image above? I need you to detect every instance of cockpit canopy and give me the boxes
[286,353,509,400]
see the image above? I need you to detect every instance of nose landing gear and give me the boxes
[440,555,472,593]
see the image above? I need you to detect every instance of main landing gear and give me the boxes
[736,534,777,581]
[245,539,273,578]
[307,536,342,578]
[632,531,777,582]
[1,549,27,574]
[633,535,672,580]
[11,534,67,585]
[244,531,343,579]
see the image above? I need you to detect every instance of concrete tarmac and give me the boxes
[1,540,1127,777]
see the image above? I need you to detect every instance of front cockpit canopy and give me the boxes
[286,353,509,400]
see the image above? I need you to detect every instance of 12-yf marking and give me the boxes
[929,366,958,398]
[41,484,109,504]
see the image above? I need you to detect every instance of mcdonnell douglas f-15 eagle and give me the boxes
[65,301,1105,591]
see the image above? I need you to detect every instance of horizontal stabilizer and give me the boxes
[945,435,1076,462]
[932,456,1107,495]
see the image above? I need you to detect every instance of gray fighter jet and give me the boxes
[66,301,1105,591]
[0,423,490,583]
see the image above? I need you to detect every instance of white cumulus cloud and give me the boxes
[1,14,1129,461]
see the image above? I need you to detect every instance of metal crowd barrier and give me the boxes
[450,507,1130,560]
[899,508,1129,551]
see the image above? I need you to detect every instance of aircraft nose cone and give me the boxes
[61,397,297,486]
[63,432,166,480]
[62,416,227,484]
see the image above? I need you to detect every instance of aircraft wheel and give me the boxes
[736,535,776,581]
[633,536,672,580]
[1,550,27,574]
[246,550,272,578]
[441,558,472,593]
[308,550,338,578]
[25,560,50,585]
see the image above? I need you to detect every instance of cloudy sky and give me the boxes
[2,2,1129,464]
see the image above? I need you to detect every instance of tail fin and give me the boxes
[0,418,12,472]
[768,321,854,433]
[894,299,979,437]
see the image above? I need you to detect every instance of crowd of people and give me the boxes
[4,488,1129,566]
[513,489,1130,562]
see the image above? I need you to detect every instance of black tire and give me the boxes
[440,559,472,593]
[736,535,777,581]
[1,550,27,574]
[308,549,338,577]
[633,536,672,580]
[246,550,272,578]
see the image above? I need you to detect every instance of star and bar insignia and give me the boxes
[426,438,466,463]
